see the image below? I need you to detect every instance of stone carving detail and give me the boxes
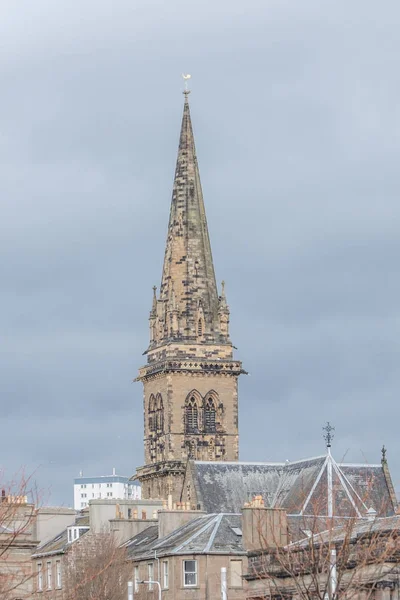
[218,281,230,339]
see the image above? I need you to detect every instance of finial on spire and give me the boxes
[221,280,226,299]
[381,444,387,463]
[323,422,335,449]
[182,73,191,99]
[151,285,157,313]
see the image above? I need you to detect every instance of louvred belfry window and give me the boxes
[204,397,216,433]
[185,397,198,433]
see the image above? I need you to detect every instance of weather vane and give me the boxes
[182,73,191,95]
[323,422,335,448]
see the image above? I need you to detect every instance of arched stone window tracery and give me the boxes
[185,395,199,434]
[204,396,217,433]
[148,394,156,432]
[156,394,164,433]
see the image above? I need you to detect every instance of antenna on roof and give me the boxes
[323,422,335,450]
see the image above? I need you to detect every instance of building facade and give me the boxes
[0,496,75,600]
[135,91,244,502]
[0,497,38,600]
[74,472,140,509]
[32,498,163,599]
[244,503,400,600]
[127,509,247,600]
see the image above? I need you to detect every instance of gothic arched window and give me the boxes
[204,397,216,433]
[185,397,198,434]
[156,394,164,433]
[148,395,156,432]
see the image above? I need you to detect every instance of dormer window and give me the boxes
[67,526,89,543]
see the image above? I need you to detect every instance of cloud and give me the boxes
[1,0,400,505]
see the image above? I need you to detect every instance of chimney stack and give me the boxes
[242,496,288,551]
[158,504,205,539]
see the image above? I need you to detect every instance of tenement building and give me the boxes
[135,90,245,501]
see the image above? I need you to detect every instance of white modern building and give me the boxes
[73,469,141,510]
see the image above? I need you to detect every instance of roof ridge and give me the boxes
[193,460,286,466]
[152,513,213,550]
[172,515,218,554]
[204,514,224,553]
[339,463,381,468]
[284,455,326,466]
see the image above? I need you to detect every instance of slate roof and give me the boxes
[125,513,245,560]
[188,454,396,517]
[32,513,89,558]
[294,514,400,547]
[340,463,394,516]
[190,461,285,513]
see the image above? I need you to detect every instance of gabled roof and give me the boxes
[188,453,396,517]
[190,461,285,513]
[274,456,327,512]
[126,513,245,560]
[339,463,394,516]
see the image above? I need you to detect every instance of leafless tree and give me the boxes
[247,495,400,600]
[0,468,40,600]
[63,531,132,600]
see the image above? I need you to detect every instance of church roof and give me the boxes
[125,513,245,560]
[188,454,396,517]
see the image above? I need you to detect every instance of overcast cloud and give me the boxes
[1,0,400,506]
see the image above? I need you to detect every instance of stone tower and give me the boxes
[135,91,244,502]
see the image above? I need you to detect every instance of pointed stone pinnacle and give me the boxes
[156,94,220,344]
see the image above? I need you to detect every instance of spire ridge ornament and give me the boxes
[150,285,157,315]
[221,280,226,299]
[182,73,191,99]
[381,444,387,463]
[323,422,335,449]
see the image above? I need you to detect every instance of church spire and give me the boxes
[150,91,226,348]
[136,86,243,502]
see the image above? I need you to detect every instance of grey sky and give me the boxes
[1,0,400,506]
